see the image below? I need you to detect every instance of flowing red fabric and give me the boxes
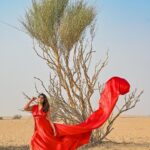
[30,76,130,150]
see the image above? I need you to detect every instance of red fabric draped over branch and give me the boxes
[53,76,130,149]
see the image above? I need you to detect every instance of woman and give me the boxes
[23,77,130,150]
[24,93,57,150]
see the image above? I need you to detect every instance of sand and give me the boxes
[0,115,150,150]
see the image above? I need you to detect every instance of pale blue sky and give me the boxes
[0,0,150,116]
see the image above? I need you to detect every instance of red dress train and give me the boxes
[30,76,130,150]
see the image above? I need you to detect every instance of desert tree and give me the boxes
[21,0,143,146]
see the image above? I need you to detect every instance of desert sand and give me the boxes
[0,115,150,150]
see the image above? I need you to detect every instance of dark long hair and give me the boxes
[38,93,50,113]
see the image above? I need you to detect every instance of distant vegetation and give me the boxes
[12,114,22,119]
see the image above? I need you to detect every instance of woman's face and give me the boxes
[37,95,44,104]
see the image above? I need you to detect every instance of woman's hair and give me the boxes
[38,93,50,113]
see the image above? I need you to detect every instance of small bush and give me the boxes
[12,114,22,119]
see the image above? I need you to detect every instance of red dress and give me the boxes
[30,76,130,150]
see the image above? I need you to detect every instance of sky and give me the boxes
[0,0,150,116]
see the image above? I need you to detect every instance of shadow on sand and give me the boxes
[0,145,29,150]
[78,141,150,150]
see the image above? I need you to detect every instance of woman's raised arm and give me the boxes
[23,97,36,112]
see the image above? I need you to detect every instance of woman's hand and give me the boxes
[24,97,37,111]
[30,97,37,102]
[53,130,57,136]
[50,122,57,136]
